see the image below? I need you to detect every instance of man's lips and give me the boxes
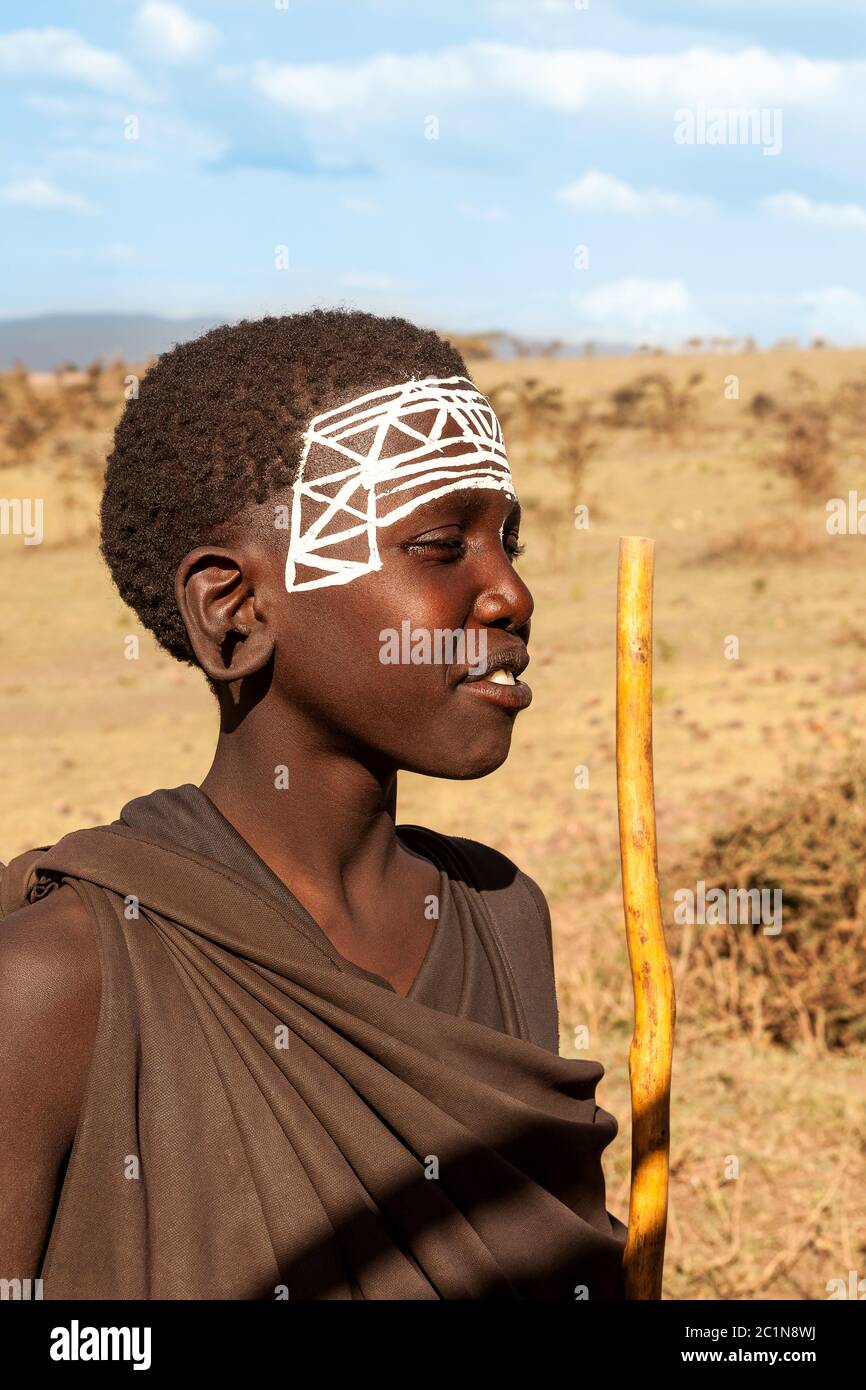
[451,645,530,685]
[452,644,532,711]
[458,676,533,711]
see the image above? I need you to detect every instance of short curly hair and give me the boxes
[100,308,469,666]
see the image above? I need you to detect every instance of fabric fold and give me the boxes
[25,802,627,1300]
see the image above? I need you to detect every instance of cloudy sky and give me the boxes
[2,0,865,345]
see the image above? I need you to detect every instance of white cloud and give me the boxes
[763,191,866,230]
[558,170,712,216]
[252,43,849,120]
[0,177,93,213]
[133,3,220,65]
[253,51,459,118]
[0,27,135,93]
[571,276,720,345]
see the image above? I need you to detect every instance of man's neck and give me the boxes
[199,701,403,918]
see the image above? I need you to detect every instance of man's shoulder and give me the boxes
[0,884,101,1011]
[429,831,560,1052]
[0,886,101,1119]
[399,824,552,937]
[0,885,102,1193]
[451,834,547,901]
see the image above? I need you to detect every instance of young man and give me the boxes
[0,309,626,1299]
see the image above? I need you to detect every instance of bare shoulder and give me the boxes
[0,885,101,1274]
[0,882,101,1028]
[0,882,102,1105]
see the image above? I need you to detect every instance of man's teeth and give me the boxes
[487,668,516,685]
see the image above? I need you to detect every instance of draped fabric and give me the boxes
[20,802,627,1300]
[115,783,519,1038]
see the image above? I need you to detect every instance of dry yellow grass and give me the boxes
[2,345,865,1299]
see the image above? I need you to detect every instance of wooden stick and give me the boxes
[616,536,676,1301]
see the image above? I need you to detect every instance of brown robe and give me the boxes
[115,783,551,1042]
[4,786,627,1299]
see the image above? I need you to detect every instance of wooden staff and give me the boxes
[616,536,676,1301]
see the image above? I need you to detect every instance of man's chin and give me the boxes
[401,732,515,782]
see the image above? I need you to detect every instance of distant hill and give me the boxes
[0,313,220,370]
[0,312,636,370]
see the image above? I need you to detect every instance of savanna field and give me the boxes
[1,343,865,1299]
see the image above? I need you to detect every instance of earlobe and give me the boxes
[174,545,275,684]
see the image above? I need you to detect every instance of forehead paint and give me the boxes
[284,375,516,591]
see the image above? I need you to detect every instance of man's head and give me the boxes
[101,308,533,779]
[101,308,470,665]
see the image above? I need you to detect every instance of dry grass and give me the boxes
[665,758,866,1052]
[3,342,866,1299]
[703,516,823,564]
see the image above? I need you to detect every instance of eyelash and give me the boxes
[406,536,525,562]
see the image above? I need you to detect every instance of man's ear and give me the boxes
[174,545,275,683]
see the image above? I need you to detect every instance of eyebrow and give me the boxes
[397,492,521,542]
[430,490,521,521]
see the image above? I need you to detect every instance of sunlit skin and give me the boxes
[174,404,534,993]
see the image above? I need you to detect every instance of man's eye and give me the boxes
[504,536,525,561]
[405,537,465,559]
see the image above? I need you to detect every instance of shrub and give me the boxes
[604,371,704,441]
[748,392,776,419]
[765,405,836,500]
[666,761,866,1052]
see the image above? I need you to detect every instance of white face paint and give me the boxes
[284,375,516,591]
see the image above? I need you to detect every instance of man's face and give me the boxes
[264,388,534,780]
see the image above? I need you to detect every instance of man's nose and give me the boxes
[472,562,534,637]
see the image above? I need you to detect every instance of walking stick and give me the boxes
[616,536,676,1300]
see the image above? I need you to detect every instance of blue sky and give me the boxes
[2,0,865,345]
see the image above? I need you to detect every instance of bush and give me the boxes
[666,761,866,1052]
[748,392,776,419]
[831,376,866,429]
[765,405,836,500]
[604,371,704,441]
